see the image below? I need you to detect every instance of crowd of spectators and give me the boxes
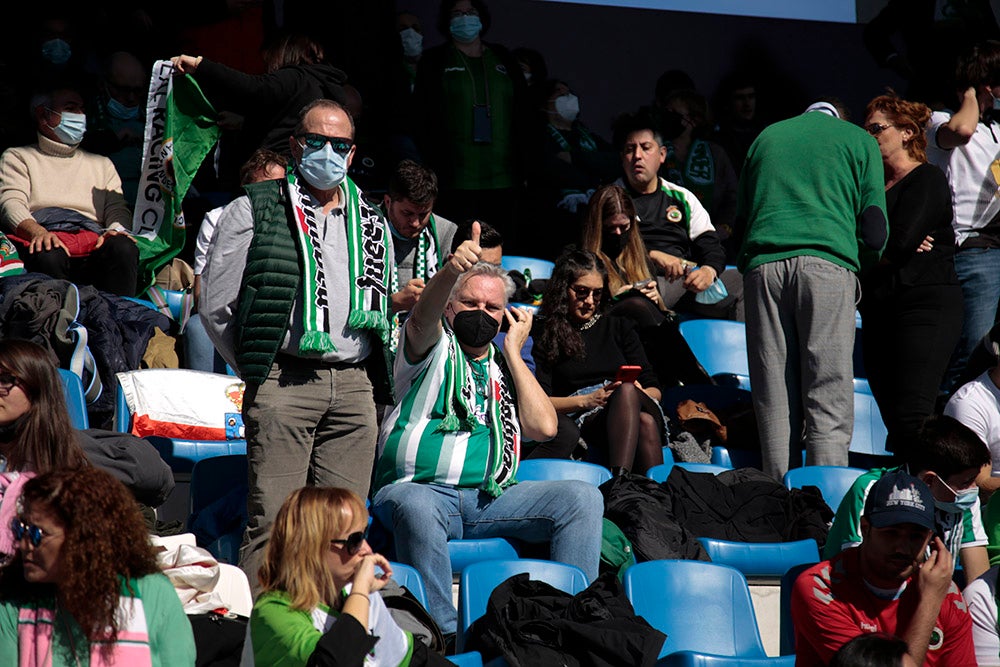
[6,0,1000,665]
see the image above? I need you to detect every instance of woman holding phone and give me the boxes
[530,249,664,475]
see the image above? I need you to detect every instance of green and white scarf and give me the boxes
[438,332,519,496]
[665,138,716,212]
[286,170,393,354]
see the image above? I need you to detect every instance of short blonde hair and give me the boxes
[258,487,367,610]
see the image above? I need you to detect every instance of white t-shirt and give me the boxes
[926,111,1000,245]
[963,575,1000,666]
[945,370,1000,475]
[193,205,225,275]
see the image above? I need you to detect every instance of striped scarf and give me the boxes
[438,333,519,496]
[286,171,392,354]
[17,580,151,666]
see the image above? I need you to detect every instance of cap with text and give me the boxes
[863,469,935,532]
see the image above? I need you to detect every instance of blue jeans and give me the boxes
[372,480,604,634]
[184,315,228,373]
[945,248,1000,392]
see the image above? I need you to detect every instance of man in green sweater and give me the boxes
[737,99,888,481]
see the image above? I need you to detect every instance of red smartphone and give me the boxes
[615,365,642,383]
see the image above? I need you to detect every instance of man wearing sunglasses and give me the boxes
[200,98,395,587]
[371,222,603,641]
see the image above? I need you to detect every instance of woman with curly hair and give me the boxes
[860,94,963,455]
[0,466,195,665]
[530,249,664,474]
[248,486,450,667]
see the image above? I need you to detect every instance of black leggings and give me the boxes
[527,383,665,473]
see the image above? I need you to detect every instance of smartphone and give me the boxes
[472,105,493,144]
[632,280,652,290]
[615,365,642,383]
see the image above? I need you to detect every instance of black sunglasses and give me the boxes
[330,529,368,556]
[865,123,894,137]
[297,133,353,155]
[11,517,45,548]
[0,373,18,393]
[569,285,604,301]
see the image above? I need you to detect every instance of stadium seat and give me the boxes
[695,537,819,578]
[457,559,589,652]
[386,561,428,608]
[114,368,247,473]
[500,255,556,281]
[779,562,813,656]
[516,458,611,485]
[849,390,890,464]
[57,368,89,429]
[646,461,732,482]
[447,653,484,667]
[677,319,751,390]
[624,560,788,662]
[188,454,248,564]
[448,538,520,577]
[783,466,867,513]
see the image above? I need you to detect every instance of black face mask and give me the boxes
[602,231,623,257]
[452,309,500,348]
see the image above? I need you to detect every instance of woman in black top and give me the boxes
[530,249,664,475]
[860,94,963,455]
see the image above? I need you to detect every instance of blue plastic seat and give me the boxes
[779,562,813,656]
[457,559,589,652]
[696,537,819,578]
[783,466,867,513]
[447,653,484,667]
[387,561,428,608]
[849,391,889,458]
[658,654,795,666]
[646,461,732,482]
[448,538,520,577]
[677,319,751,390]
[516,458,611,485]
[188,454,248,564]
[57,368,89,429]
[624,559,772,661]
[500,255,556,281]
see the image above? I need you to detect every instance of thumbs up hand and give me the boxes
[447,220,483,275]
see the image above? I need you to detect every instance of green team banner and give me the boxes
[133,60,219,291]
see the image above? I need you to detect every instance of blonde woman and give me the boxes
[249,487,450,667]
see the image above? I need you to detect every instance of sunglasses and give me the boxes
[0,373,18,393]
[297,133,353,155]
[569,285,604,301]
[11,517,45,548]
[330,529,368,556]
[865,123,894,136]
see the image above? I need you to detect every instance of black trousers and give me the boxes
[22,235,140,297]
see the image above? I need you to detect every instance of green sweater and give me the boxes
[736,112,887,273]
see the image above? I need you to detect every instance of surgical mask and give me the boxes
[297,143,348,191]
[554,94,580,123]
[107,96,139,121]
[450,15,482,43]
[400,28,423,58]
[934,477,979,514]
[694,276,729,305]
[992,89,1000,112]
[451,309,499,348]
[41,38,71,65]
[48,110,87,145]
[523,71,532,84]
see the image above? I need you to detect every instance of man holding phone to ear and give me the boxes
[792,469,976,666]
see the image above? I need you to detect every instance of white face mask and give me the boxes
[399,27,423,59]
[554,94,580,123]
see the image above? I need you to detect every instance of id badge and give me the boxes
[472,105,493,144]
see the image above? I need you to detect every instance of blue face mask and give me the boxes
[297,142,348,191]
[694,276,729,305]
[107,96,139,121]
[41,38,71,65]
[48,110,87,145]
[450,15,482,43]
[934,476,979,515]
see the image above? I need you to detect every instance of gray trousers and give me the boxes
[238,356,377,587]
[744,256,857,481]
